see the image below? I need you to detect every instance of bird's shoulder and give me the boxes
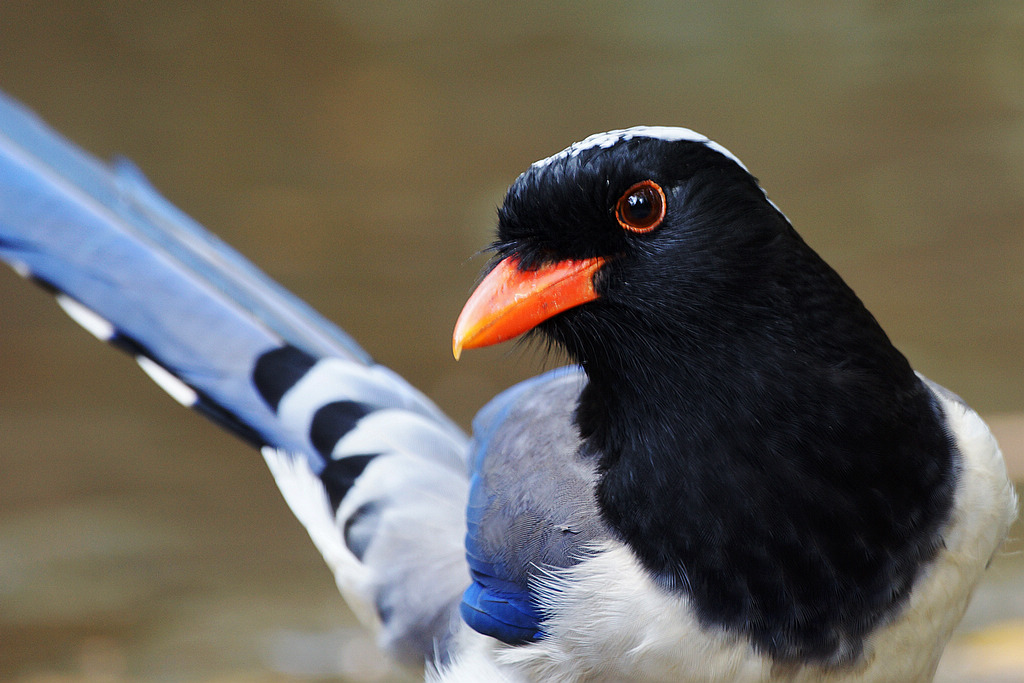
[461,366,610,643]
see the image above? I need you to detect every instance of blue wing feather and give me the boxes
[0,90,374,464]
[0,90,472,664]
[461,366,604,645]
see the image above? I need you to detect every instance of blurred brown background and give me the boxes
[0,2,1021,681]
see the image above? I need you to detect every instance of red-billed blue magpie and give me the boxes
[0,93,1015,682]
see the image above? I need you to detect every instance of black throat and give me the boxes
[563,237,957,666]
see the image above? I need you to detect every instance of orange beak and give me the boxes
[452,255,605,359]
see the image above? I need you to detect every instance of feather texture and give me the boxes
[0,92,1014,682]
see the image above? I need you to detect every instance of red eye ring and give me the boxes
[615,180,666,234]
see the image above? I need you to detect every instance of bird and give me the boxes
[0,91,1016,683]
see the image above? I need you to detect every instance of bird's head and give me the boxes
[453,127,804,378]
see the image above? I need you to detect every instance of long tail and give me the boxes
[0,91,470,665]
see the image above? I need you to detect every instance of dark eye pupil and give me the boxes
[625,191,653,222]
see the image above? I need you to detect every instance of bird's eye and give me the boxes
[614,180,666,234]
